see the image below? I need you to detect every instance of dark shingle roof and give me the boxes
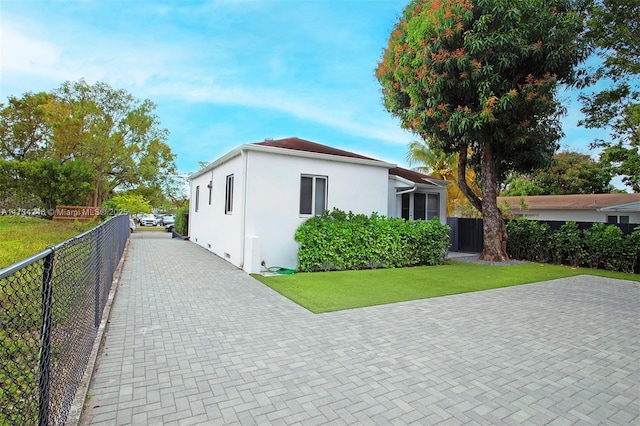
[253,137,447,185]
[388,167,446,185]
[253,137,377,161]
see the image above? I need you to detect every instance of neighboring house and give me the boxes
[498,194,640,224]
[189,137,448,273]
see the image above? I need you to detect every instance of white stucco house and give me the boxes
[498,194,640,223]
[188,137,448,273]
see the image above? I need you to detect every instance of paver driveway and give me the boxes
[79,232,639,425]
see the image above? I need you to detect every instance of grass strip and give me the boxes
[0,216,96,268]
[252,261,638,313]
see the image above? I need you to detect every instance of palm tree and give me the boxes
[406,139,480,216]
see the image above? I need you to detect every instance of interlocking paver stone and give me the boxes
[79,232,640,425]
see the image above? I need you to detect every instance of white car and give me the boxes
[140,214,158,226]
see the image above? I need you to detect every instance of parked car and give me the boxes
[140,214,158,226]
[163,215,176,232]
[157,214,173,226]
[129,218,137,233]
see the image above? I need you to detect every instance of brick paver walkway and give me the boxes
[79,232,639,425]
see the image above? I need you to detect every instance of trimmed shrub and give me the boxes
[620,227,640,273]
[295,209,450,272]
[174,206,189,236]
[506,218,552,262]
[506,218,639,273]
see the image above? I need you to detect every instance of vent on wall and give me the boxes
[224,252,231,259]
[207,243,211,249]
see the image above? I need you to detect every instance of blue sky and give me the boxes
[0,0,609,180]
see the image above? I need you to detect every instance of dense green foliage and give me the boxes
[580,0,639,192]
[102,194,152,216]
[0,80,178,211]
[376,0,589,260]
[506,218,640,272]
[174,206,189,236]
[0,158,95,212]
[295,209,450,272]
[501,151,614,195]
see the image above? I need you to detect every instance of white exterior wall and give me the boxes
[243,150,390,272]
[189,153,245,269]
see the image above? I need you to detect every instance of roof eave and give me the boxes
[248,144,396,168]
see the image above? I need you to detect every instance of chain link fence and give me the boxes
[1,214,130,426]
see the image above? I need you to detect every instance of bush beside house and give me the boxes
[506,218,640,273]
[295,209,450,272]
[174,206,189,236]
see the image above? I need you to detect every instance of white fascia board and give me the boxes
[390,174,448,190]
[390,175,416,187]
[189,146,244,180]
[423,178,450,187]
[598,201,640,212]
[190,144,396,180]
[247,144,396,169]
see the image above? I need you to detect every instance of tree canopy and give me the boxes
[0,80,177,211]
[580,0,639,192]
[500,151,614,195]
[376,0,589,260]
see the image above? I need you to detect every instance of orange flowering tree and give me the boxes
[376,0,589,261]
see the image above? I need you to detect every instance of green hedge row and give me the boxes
[506,218,640,273]
[175,206,189,236]
[295,209,450,272]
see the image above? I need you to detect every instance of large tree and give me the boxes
[0,92,53,160]
[0,80,177,208]
[376,0,588,260]
[580,0,639,192]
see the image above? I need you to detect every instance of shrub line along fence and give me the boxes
[447,217,640,273]
[0,214,130,426]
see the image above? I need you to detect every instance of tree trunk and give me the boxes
[457,145,482,213]
[479,142,509,261]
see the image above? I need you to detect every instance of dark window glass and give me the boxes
[401,193,410,220]
[427,194,439,220]
[225,175,234,214]
[315,177,327,215]
[300,176,313,215]
[414,193,426,220]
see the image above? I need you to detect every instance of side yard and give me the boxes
[0,216,96,268]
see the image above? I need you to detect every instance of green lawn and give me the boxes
[252,261,639,313]
[0,216,97,268]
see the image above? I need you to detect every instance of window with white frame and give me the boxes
[225,175,234,214]
[300,175,327,215]
[401,192,440,220]
[195,185,200,212]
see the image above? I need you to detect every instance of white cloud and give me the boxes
[0,5,408,148]
[0,22,62,77]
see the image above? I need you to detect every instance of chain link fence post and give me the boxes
[37,250,54,426]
